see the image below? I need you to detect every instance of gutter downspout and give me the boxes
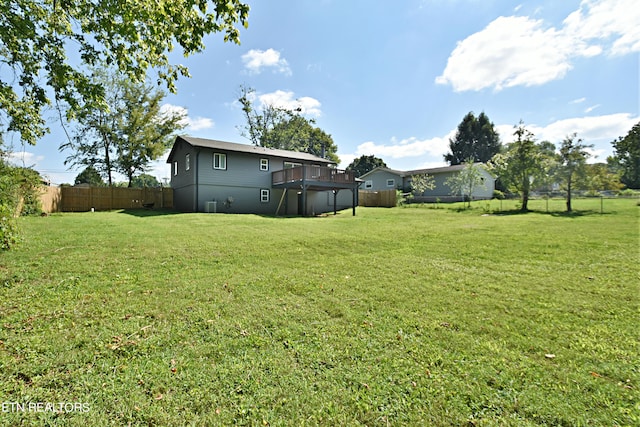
[194,148,200,212]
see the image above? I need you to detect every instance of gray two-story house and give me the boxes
[167,136,359,215]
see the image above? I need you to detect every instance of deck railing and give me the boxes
[272,165,355,186]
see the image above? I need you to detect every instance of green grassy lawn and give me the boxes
[1,199,638,426]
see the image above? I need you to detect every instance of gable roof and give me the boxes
[167,136,335,165]
[359,163,492,179]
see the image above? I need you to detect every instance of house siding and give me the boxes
[168,137,358,214]
[361,165,495,202]
[362,170,402,190]
[169,141,197,211]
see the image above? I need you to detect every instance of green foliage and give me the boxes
[74,166,106,186]
[61,71,185,186]
[489,122,554,211]
[0,154,45,249]
[492,189,505,200]
[555,133,592,212]
[409,173,435,197]
[0,200,637,424]
[131,174,161,188]
[445,160,487,208]
[444,111,501,165]
[580,163,623,192]
[0,204,18,250]
[611,121,640,189]
[0,0,249,145]
[346,155,387,177]
[236,85,339,163]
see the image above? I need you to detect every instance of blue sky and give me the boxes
[7,0,639,185]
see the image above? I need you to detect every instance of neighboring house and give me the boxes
[360,164,495,202]
[166,136,359,215]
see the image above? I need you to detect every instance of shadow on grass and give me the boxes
[119,208,182,217]
[488,209,610,217]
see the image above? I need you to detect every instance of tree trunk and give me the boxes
[566,178,572,212]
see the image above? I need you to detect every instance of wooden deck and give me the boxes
[271,165,359,216]
[272,165,356,190]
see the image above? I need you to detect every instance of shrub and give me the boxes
[0,157,44,249]
[0,204,19,250]
[618,188,639,197]
[492,190,505,200]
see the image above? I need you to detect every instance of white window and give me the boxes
[365,180,373,189]
[213,153,227,170]
[185,154,190,171]
[173,161,178,176]
[386,179,395,187]
[260,158,269,171]
[260,189,270,203]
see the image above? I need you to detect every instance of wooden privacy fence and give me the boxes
[39,186,173,213]
[358,189,397,208]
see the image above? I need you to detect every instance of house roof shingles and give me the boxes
[167,136,335,165]
[359,164,491,179]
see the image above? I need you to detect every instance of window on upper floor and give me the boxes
[365,180,373,189]
[213,153,227,170]
[260,158,269,171]
[185,154,190,171]
[173,161,178,176]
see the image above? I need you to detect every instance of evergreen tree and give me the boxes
[445,112,501,165]
[346,155,387,177]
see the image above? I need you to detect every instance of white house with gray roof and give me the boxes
[167,136,360,215]
[360,164,495,202]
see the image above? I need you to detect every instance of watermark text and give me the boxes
[2,402,90,413]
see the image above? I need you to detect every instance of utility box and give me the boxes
[206,201,217,213]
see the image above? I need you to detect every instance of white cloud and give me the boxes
[436,16,574,91]
[533,113,637,143]
[338,132,454,169]
[346,113,637,170]
[494,113,638,161]
[436,0,640,91]
[241,48,292,76]
[585,104,601,113]
[160,104,214,131]
[564,0,640,56]
[355,135,451,160]
[5,151,44,167]
[258,90,322,117]
[570,97,587,104]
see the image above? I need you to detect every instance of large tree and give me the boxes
[611,121,640,189]
[61,72,185,186]
[556,133,592,212]
[0,0,249,145]
[445,112,501,165]
[346,155,387,177]
[489,122,551,211]
[114,80,184,186]
[237,85,339,163]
